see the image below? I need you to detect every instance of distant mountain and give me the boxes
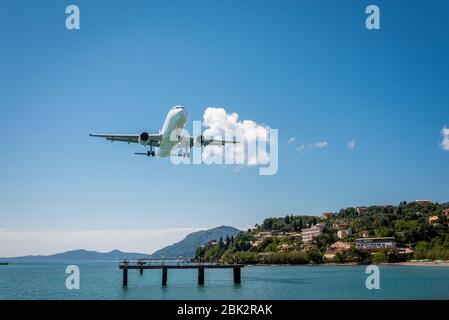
[1,249,150,262]
[1,226,241,262]
[151,226,241,259]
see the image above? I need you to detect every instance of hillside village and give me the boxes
[195,200,449,264]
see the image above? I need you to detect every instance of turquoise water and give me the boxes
[1,262,449,299]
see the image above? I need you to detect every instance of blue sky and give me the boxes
[1,1,448,255]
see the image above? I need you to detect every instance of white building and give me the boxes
[301,224,324,244]
[356,207,368,214]
[355,237,396,252]
[337,229,352,239]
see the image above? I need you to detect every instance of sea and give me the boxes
[1,262,449,300]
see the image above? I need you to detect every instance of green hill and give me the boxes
[151,226,240,259]
[195,201,449,264]
[1,249,150,262]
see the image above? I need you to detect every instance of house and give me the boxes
[356,207,368,214]
[337,229,352,239]
[202,240,219,248]
[415,200,432,204]
[321,212,333,220]
[251,231,274,247]
[359,230,370,238]
[283,232,302,238]
[255,231,273,239]
[355,237,397,252]
[332,220,349,229]
[254,232,273,241]
[301,224,324,244]
[428,216,440,225]
[397,247,414,255]
[329,241,352,251]
[325,241,353,259]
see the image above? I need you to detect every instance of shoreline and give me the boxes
[246,261,449,267]
[4,260,449,267]
[381,261,449,267]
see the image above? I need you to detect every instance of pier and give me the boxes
[119,259,244,287]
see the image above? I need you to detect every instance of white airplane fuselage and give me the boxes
[157,106,188,157]
[90,105,236,158]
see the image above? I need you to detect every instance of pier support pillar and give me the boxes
[198,267,205,285]
[139,268,143,275]
[233,267,241,284]
[123,268,128,287]
[162,267,168,286]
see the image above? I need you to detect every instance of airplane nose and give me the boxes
[170,106,187,121]
[179,108,187,119]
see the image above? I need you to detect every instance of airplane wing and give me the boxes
[202,138,238,146]
[89,134,139,143]
[89,133,161,146]
[187,136,239,147]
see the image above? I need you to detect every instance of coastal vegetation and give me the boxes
[151,226,240,259]
[195,201,449,265]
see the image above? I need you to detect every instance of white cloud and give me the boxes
[0,227,203,257]
[202,107,271,165]
[347,139,356,150]
[440,126,449,151]
[287,137,296,144]
[311,141,328,149]
[297,141,328,153]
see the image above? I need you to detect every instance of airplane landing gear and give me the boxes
[175,126,183,141]
[182,145,190,158]
[147,145,155,157]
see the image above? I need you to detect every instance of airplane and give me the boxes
[89,105,238,158]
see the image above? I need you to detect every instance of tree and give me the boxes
[263,218,274,230]
[351,248,372,264]
[195,202,449,265]
[334,251,347,263]
[292,220,299,231]
[298,217,303,230]
[306,247,323,264]
[414,241,430,259]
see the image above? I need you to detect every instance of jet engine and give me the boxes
[139,132,150,145]
[195,135,206,147]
